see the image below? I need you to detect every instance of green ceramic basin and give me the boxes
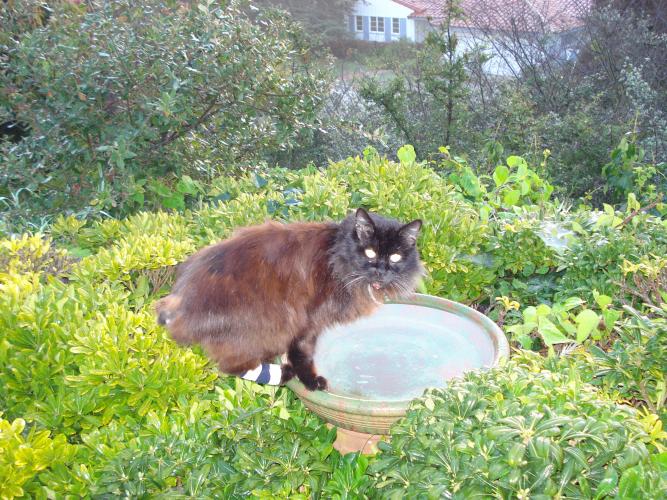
[287,293,509,435]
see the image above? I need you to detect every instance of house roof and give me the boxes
[391,0,591,32]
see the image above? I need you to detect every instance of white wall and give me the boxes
[414,22,522,77]
[406,18,415,41]
[353,0,413,19]
[456,28,537,77]
[413,18,430,43]
[350,0,416,42]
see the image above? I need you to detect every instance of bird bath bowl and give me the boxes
[286,293,509,454]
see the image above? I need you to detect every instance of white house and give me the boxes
[347,0,592,76]
[347,0,416,42]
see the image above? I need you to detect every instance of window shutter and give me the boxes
[384,17,391,41]
[399,18,407,39]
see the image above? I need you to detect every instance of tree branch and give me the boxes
[150,98,221,152]
[620,194,663,227]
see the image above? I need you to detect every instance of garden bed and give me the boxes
[1,151,665,497]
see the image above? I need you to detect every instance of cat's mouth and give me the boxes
[371,282,382,290]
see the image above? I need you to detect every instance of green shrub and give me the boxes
[188,146,495,302]
[618,254,667,309]
[506,293,621,351]
[555,213,667,302]
[538,105,624,201]
[0,416,77,499]
[591,302,667,425]
[1,0,329,217]
[440,151,554,209]
[0,232,338,497]
[486,215,556,278]
[83,383,337,497]
[0,0,85,46]
[0,233,73,279]
[363,351,667,499]
[603,137,664,204]
[436,150,566,303]
[1,150,666,496]
[1,152,482,496]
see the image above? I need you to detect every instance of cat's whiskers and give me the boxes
[342,272,362,283]
[342,275,366,290]
[387,282,402,298]
[389,279,412,298]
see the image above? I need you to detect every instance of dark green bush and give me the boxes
[363,351,667,499]
[591,302,667,424]
[555,216,667,302]
[0,1,85,45]
[357,11,474,161]
[1,0,329,217]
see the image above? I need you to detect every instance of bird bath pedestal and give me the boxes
[287,294,509,454]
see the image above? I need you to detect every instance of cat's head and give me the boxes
[333,208,424,297]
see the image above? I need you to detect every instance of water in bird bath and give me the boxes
[314,303,496,401]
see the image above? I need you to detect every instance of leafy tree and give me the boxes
[358,0,478,158]
[0,0,331,216]
[598,0,667,34]
[420,0,470,146]
[254,0,356,44]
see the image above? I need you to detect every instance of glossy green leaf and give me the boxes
[397,145,416,165]
[575,309,600,342]
[493,165,510,186]
[538,318,570,345]
[503,189,521,206]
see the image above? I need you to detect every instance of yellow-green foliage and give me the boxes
[0,416,76,500]
[71,234,195,283]
[194,192,288,246]
[0,153,508,495]
[0,223,332,496]
[0,234,71,282]
[2,152,663,496]
[103,152,495,301]
[298,174,351,220]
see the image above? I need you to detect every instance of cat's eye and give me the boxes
[389,253,402,263]
[364,248,377,259]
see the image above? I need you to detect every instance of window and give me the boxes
[355,15,363,32]
[370,16,384,33]
[392,18,400,34]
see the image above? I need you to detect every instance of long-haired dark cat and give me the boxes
[156,208,423,391]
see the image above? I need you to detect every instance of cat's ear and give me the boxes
[355,208,375,243]
[399,219,422,245]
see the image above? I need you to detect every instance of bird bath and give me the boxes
[286,293,509,454]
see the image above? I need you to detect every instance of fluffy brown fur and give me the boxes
[156,208,423,391]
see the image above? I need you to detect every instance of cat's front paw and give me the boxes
[301,375,328,391]
[314,375,328,391]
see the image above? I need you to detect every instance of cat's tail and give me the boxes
[240,364,284,385]
[155,294,181,326]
